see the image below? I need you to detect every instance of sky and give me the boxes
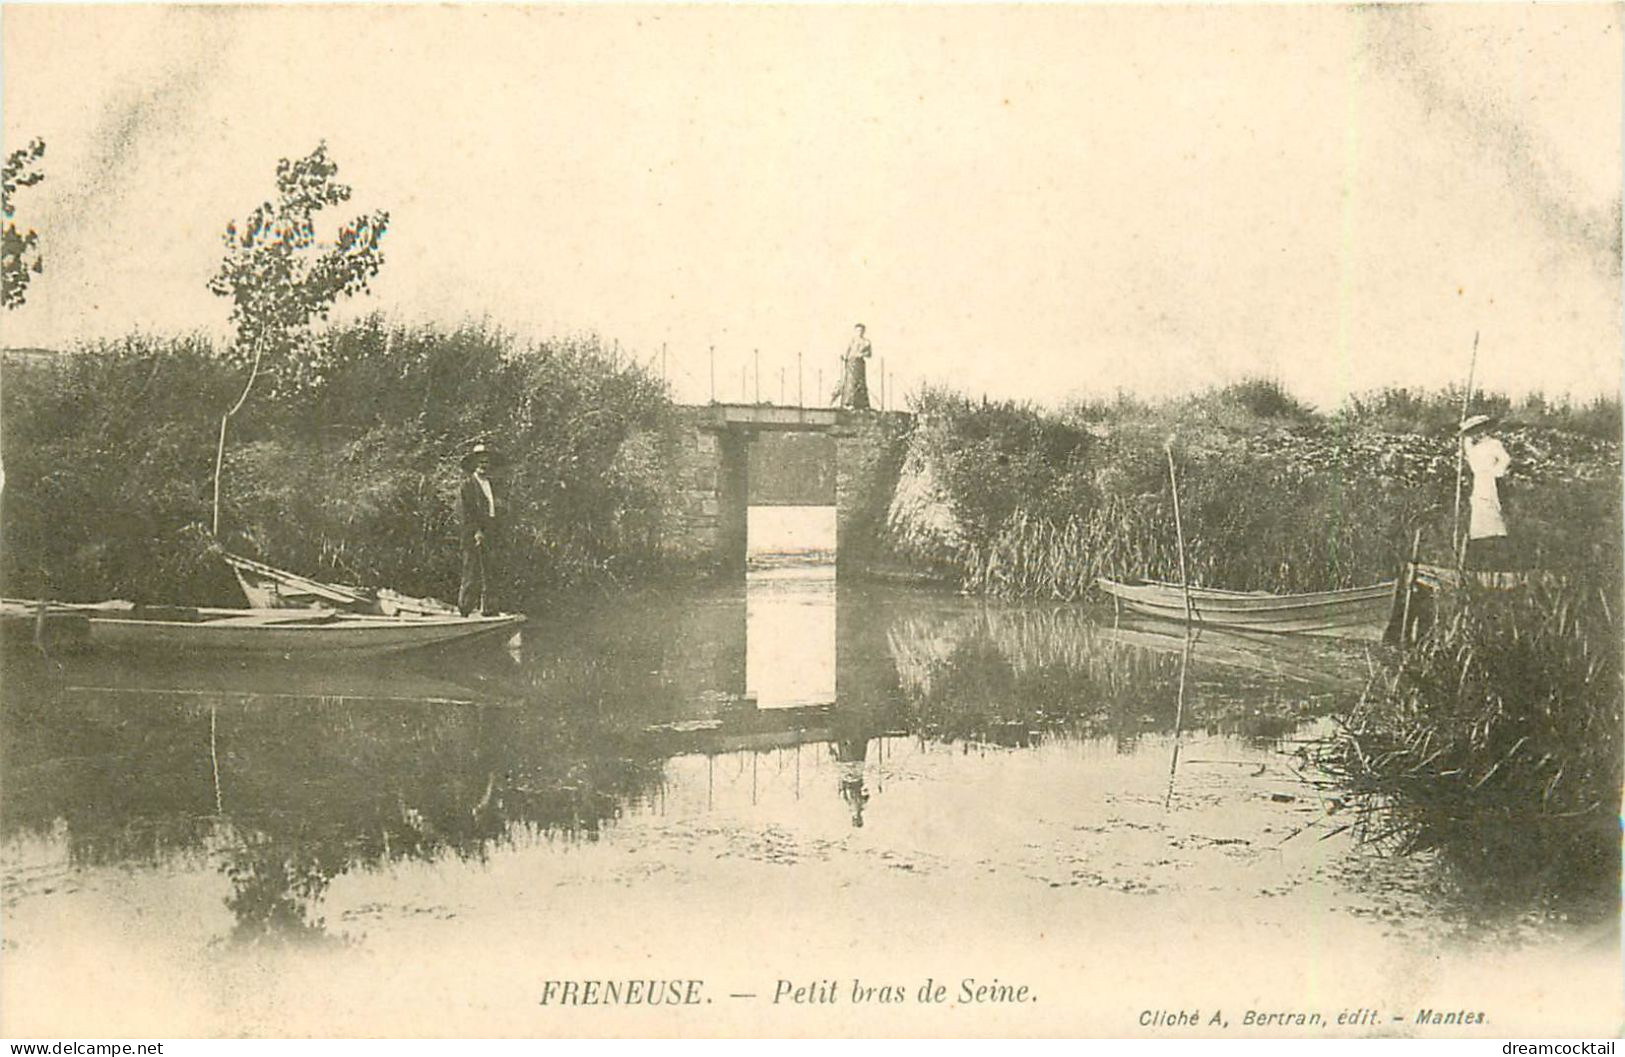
[2,4,1620,409]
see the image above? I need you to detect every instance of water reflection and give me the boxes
[746,567,836,709]
[1,582,1369,943]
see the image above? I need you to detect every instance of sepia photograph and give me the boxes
[1,2,1620,1041]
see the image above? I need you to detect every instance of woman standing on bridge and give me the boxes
[833,323,872,410]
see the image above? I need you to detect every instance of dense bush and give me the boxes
[0,336,236,601]
[1,320,688,607]
[907,387,1095,541]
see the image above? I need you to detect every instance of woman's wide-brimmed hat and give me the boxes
[460,442,496,470]
[1458,414,1496,436]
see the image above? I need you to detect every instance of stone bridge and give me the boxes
[671,404,912,574]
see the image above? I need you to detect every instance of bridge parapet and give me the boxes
[682,403,911,434]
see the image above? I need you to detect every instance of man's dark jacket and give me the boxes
[460,474,497,546]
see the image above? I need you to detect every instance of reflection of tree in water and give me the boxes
[1,688,666,943]
[222,836,338,944]
[0,588,1365,941]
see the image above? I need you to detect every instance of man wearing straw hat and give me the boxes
[1460,414,1513,568]
[458,442,501,616]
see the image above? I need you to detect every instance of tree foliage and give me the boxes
[2,138,46,310]
[207,141,389,394]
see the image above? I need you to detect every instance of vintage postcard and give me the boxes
[1,3,1620,1040]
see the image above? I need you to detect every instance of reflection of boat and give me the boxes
[18,652,517,705]
[1092,620,1365,689]
[1095,577,1395,640]
[222,552,457,616]
[2,599,523,658]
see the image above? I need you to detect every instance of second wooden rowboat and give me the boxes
[1096,577,1397,640]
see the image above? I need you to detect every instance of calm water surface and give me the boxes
[2,574,1615,1035]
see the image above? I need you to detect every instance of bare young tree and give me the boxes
[207,141,389,534]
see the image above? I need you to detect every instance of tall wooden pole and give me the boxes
[1166,440,1194,627]
[1451,331,1480,567]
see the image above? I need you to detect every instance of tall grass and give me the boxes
[1315,577,1622,910]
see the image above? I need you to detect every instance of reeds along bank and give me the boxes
[890,385,1621,599]
[1316,575,1622,910]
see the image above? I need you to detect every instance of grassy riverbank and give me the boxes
[887,381,1620,596]
[883,382,1621,906]
[1,320,686,608]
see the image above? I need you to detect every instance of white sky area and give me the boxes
[2,4,1620,409]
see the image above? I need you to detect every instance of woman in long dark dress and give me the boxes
[835,323,872,409]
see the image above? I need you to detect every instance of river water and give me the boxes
[1,570,1617,1036]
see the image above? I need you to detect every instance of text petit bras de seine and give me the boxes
[537,977,1035,1007]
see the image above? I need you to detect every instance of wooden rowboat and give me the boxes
[1095,577,1397,640]
[221,552,458,617]
[1,598,522,658]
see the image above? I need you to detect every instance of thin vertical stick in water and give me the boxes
[1165,632,1193,809]
[210,704,224,816]
[1164,438,1196,808]
[1451,331,1480,567]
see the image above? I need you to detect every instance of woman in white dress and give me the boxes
[1460,414,1513,568]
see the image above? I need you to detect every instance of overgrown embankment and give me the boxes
[1,320,691,608]
[883,382,1622,907]
[886,382,1620,596]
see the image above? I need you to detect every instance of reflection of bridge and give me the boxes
[673,404,911,573]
